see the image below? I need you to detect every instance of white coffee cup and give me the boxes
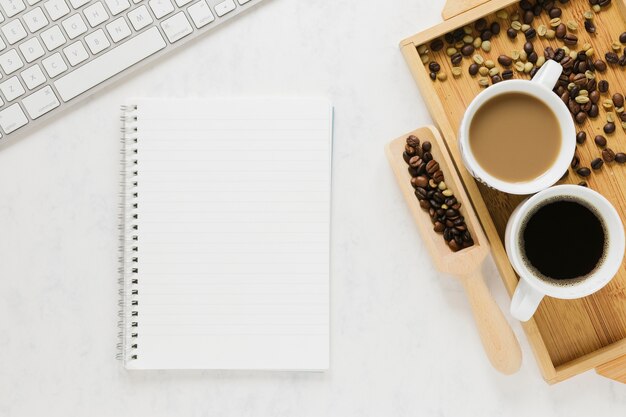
[459,60,576,195]
[505,185,625,321]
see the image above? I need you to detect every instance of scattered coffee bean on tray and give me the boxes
[591,158,604,170]
[616,153,626,164]
[604,122,616,134]
[602,148,616,162]
[576,131,587,144]
[595,135,607,147]
[577,167,591,177]
[404,135,474,252]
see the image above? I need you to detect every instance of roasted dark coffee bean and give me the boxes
[507,28,518,39]
[556,23,567,39]
[444,32,454,44]
[606,52,619,64]
[405,144,416,155]
[429,72,437,81]
[530,67,539,78]
[429,199,440,209]
[578,181,588,187]
[451,53,463,65]
[616,152,626,163]
[554,48,565,61]
[422,152,432,163]
[433,222,445,233]
[613,93,624,108]
[582,101,592,113]
[598,80,609,92]
[604,122,616,134]
[524,28,537,40]
[408,167,419,177]
[481,30,492,41]
[419,199,430,209]
[576,131,587,144]
[520,0,532,10]
[549,7,562,17]
[545,46,556,59]
[595,135,607,147]
[428,62,441,73]
[621,112,626,122]
[433,192,445,204]
[533,3,542,15]
[461,44,475,56]
[491,75,502,84]
[572,73,587,86]
[561,91,570,104]
[408,156,423,167]
[443,228,453,241]
[426,160,439,175]
[430,38,444,51]
[585,20,596,34]
[445,209,457,218]
[502,69,514,80]
[523,42,534,54]
[619,55,626,67]
[569,100,581,114]
[529,52,538,64]
[563,34,578,45]
[590,90,600,104]
[406,135,420,148]
[561,56,574,71]
[571,154,580,168]
[620,32,626,43]
[432,170,444,183]
[591,158,604,170]
[602,148,616,162]
[491,22,500,35]
[575,112,587,124]
[469,63,479,75]
[453,28,464,41]
[413,175,428,188]
[523,10,534,24]
[497,54,512,67]
[449,239,460,252]
[589,104,599,118]
[474,18,487,31]
[422,141,432,152]
[576,167,591,177]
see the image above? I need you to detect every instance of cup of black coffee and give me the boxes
[505,185,625,321]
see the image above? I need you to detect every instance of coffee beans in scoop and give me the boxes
[403,135,474,252]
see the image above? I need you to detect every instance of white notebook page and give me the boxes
[127,98,331,370]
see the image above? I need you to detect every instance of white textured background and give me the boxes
[1,0,625,416]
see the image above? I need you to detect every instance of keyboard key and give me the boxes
[174,0,191,6]
[44,0,70,20]
[69,0,90,7]
[23,7,49,33]
[62,13,88,39]
[0,38,5,51]
[148,0,173,18]
[41,26,67,50]
[0,49,24,74]
[63,40,89,66]
[106,17,131,42]
[2,20,27,44]
[187,0,214,29]
[0,0,26,17]
[54,27,166,101]
[85,28,110,54]
[161,12,192,43]
[0,76,25,101]
[214,0,235,16]
[83,2,109,27]
[19,37,45,62]
[20,64,46,89]
[237,0,250,3]
[127,5,152,31]
[26,0,41,5]
[42,52,67,77]
[104,0,129,15]
[22,85,60,119]
[0,103,28,134]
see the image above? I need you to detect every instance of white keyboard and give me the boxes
[0,0,264,140]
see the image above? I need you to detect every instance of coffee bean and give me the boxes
[578,181,588,187]
[405,144,416,156]
[571,154,580,168]
[469,63,479,76]
[549,7,562,18]
[502,69,514,79]
[409,156,423,168]
[589,104,599,117]
[620,32,626,44]
[576,131,587,144]
[432,170,445,183]
[491,75,502,84]
[429,72,437,81]
[606,52,619,64]
[621,113,626,122]
[444,33,454,44]
[449,239,461,252]
[529,52,538,63]
[594,59,607,72]
[428,62,441,73]
[497,54,513,67]
[423,152,432,163]
[619,55,626,67]
[595,135,607,147]
[524,42,534,55]
[590,90,600,103]
[598,80,609,92]
[576,167,591,177]
[564,34,578,45]
[616,152,626,163]
[461,44,475,56]
[474,18,487,31]
[591,158,604,170]
[525,28,537,40]
[604,122,616,134]
[613,93,624,108]
[451,53,463,65]
[481,30,492,41]
[507,28,518,39]
[430,38,444,51]
[556,23,567,39]
[575,112,587,124]
[491,22,500,35]
[406,135,420,148]
[523,10,534,24]
[584,20,596,34]
[422,141,432,152]
[420,199,430,209]
[602,148,616,162]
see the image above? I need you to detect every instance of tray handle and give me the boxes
[442,0,491,20]
[596,354,626,384]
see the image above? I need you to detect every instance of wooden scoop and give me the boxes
[385,125,522,375]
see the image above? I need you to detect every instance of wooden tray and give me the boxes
[399,0,626,384]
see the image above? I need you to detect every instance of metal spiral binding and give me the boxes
[117,104,139,363]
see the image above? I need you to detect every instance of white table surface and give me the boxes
[1,0,625,415]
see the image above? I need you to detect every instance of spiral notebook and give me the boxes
[119,98,332,370]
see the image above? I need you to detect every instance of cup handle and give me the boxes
[510,279,544,321]
[531,59,562,90]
